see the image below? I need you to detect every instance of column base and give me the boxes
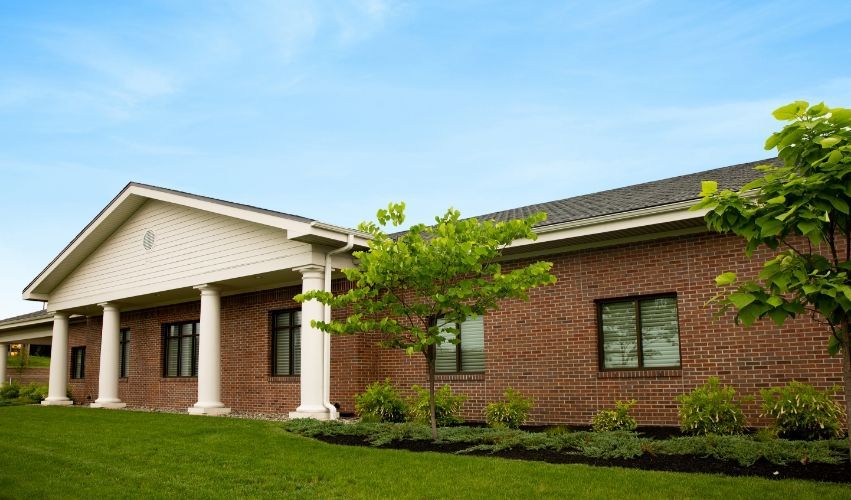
[41,398,73,406]
[288,409,331,420]
[91,401,127,409]
[188,405,231,416]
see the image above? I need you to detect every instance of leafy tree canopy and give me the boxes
[693,101,851,351]
[296,202,557,438]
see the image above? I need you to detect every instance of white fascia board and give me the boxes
[288,221,372,247]
[137,186,306,232]
[0,316,54,331]
[511,200,706,248]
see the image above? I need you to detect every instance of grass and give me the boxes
[0,407,848,499]
[5,355,50,368]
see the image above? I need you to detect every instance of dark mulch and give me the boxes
[312,434,851,484]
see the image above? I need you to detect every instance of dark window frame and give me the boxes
[70,346,86,379]
[271,309,301,376]
[119,328,130,379]
[596,293,682,372]
[434,316,485,375]
[162,321,200,378]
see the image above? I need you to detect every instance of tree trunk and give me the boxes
[425,345,438,441]
[841,320,851,463]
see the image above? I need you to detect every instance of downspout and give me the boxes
[323,233,355,419]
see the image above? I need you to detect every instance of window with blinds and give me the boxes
[119,329,130,378]
[272,309,301,376]
[435,315,485,374]
[163,321,199,377]
[598,295,680,370]
[70,346,86,379]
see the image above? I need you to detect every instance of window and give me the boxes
[70,346,86,379]
[435,316,485,374]
[598,295,681,370]
[119,329,130,378]
[163,321,199,377]
[272,310,301,376]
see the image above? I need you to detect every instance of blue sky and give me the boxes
[1,0,850,316]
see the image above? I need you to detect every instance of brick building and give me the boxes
[0,158,842,426]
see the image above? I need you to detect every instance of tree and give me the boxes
[296,202,557,439]
[693,101,851,455]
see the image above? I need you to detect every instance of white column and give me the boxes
[91,303,125,409]
[42,312,73,406]
[188,284,230,415]
[289,265,330,420]
[0,344,7,385]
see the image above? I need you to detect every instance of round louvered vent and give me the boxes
[143,230,156,250]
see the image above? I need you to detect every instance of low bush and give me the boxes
[0,381,21,401]
[485,388,533,429]
[0,381,47,405]
[355,379,407,423]
[407,385,466,426]
[760,381,845,440]
[677,377,746,435]
[16,383,48,404]
[282,419,847,466]
[592,400,638,432]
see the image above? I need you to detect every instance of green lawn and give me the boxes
[5,355,50,368]
[0,407,847,499]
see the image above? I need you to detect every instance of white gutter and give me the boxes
[322,233,355,419]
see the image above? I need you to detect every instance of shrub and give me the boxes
[408,385,466,426]
[677,377,745,435]
[16,382,48,404]
[0,381,21,401]
[760,381,845,440]
[485,388,534,429]
[355,379,407,423]
[592,400,638,432]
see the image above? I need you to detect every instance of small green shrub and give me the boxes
[16,382,48,404]
[407,385,466,426]
[592,400,638,432]
[355,379,407,423]
[0,381,21,401]
[485,388,533,429]
[677,377,745,435]
[760,381,845,440]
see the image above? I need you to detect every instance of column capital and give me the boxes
[193,284,221,296]
[51,311,69,320]
[97,302,121,312]
[293,265,325,279]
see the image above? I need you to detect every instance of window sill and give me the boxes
[597,369,681,379]
[269,376,300,384]
[160,377,197,382]
[435,373,485,382]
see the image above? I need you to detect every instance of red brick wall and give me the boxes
[7,367,49,385]
[64,231,843,427]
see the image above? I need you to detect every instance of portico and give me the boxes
[16,182,369,417]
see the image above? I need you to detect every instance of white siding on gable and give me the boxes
[49,200,312,308]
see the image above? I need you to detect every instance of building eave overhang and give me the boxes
[22,182,371,300]
[510,198,707,251]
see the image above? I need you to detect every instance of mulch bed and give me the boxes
[311,433,851,484]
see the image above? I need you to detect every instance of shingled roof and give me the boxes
[476,158,781,227]
[0,309,51,327]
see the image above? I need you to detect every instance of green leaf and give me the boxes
[772,101,808,120]
[818,136,841,148]
[715,272,737,286]
[767,308,788,326]
[728,292,756,310]
[764,133,782,150]
[766,296,784,307]
[700,180,718,197]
